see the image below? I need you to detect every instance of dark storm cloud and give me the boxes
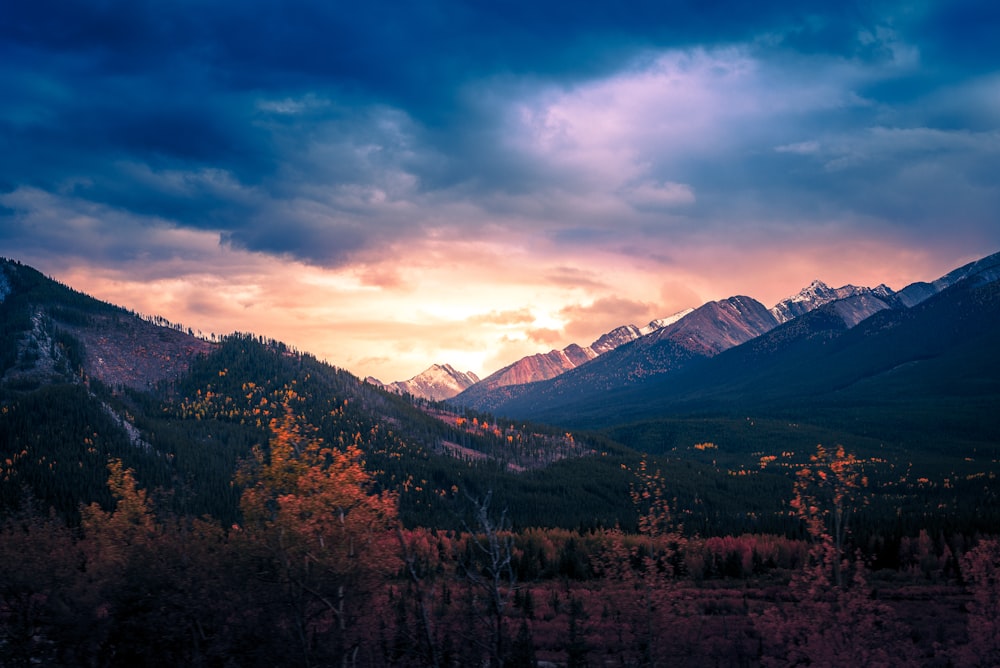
[2,0,999,267]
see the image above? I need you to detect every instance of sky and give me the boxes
[2,0,999,382]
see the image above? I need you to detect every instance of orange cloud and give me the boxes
[467,308,536,325]
[356,266,407,289]
[559,296,661,340]
[658,281,703,315]
[527,328,563,345]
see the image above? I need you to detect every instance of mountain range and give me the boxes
[451,250,1000,440]
[389,277,903,404]
[349,248,1000,471]
[5,251,998,427]
[377,311,694,403]
[447,274,909,413]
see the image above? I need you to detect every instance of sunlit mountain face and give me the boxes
[2,1,998,385]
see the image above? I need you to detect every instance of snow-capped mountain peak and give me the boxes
[590,325,642,355]
[374,364,481,402]
[872,283,894,299]
[769,281,891,324]
[569,307,700,361]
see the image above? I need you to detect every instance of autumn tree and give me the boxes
[80,458,156,561]
[754,445,920,667]
[238,393,399,666]
[790,445,864,588]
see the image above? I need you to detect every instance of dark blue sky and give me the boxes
[2,0,998,379]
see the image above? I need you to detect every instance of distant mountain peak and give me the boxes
[376,364,480,401]
[769,281,891,324]
[789,279,834,302]
[872,283,894,298]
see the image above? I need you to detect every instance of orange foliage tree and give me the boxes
[238,393,399,666]
[754,445,920,667]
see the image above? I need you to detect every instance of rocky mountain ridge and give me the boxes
[512,253,1000,429]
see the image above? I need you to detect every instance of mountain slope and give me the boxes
[0,258,213,390]
[893,250,1000,307]
[0,259,653,530]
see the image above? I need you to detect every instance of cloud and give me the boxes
[527,328,563,346]
[544,267,611,291]
[775,141,821,155]
[468,309,536,326]
[0,187,221,266]
[5,2,998,271]
[355,265,407,290]
[559,296,661,341]
[620,181,696,210]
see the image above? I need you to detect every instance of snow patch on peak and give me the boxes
[790,280,831,303]
[590,324,642,355]
[872,284,895,299]
[642,307,695,334]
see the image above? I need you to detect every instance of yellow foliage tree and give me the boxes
[80,459,156,571]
